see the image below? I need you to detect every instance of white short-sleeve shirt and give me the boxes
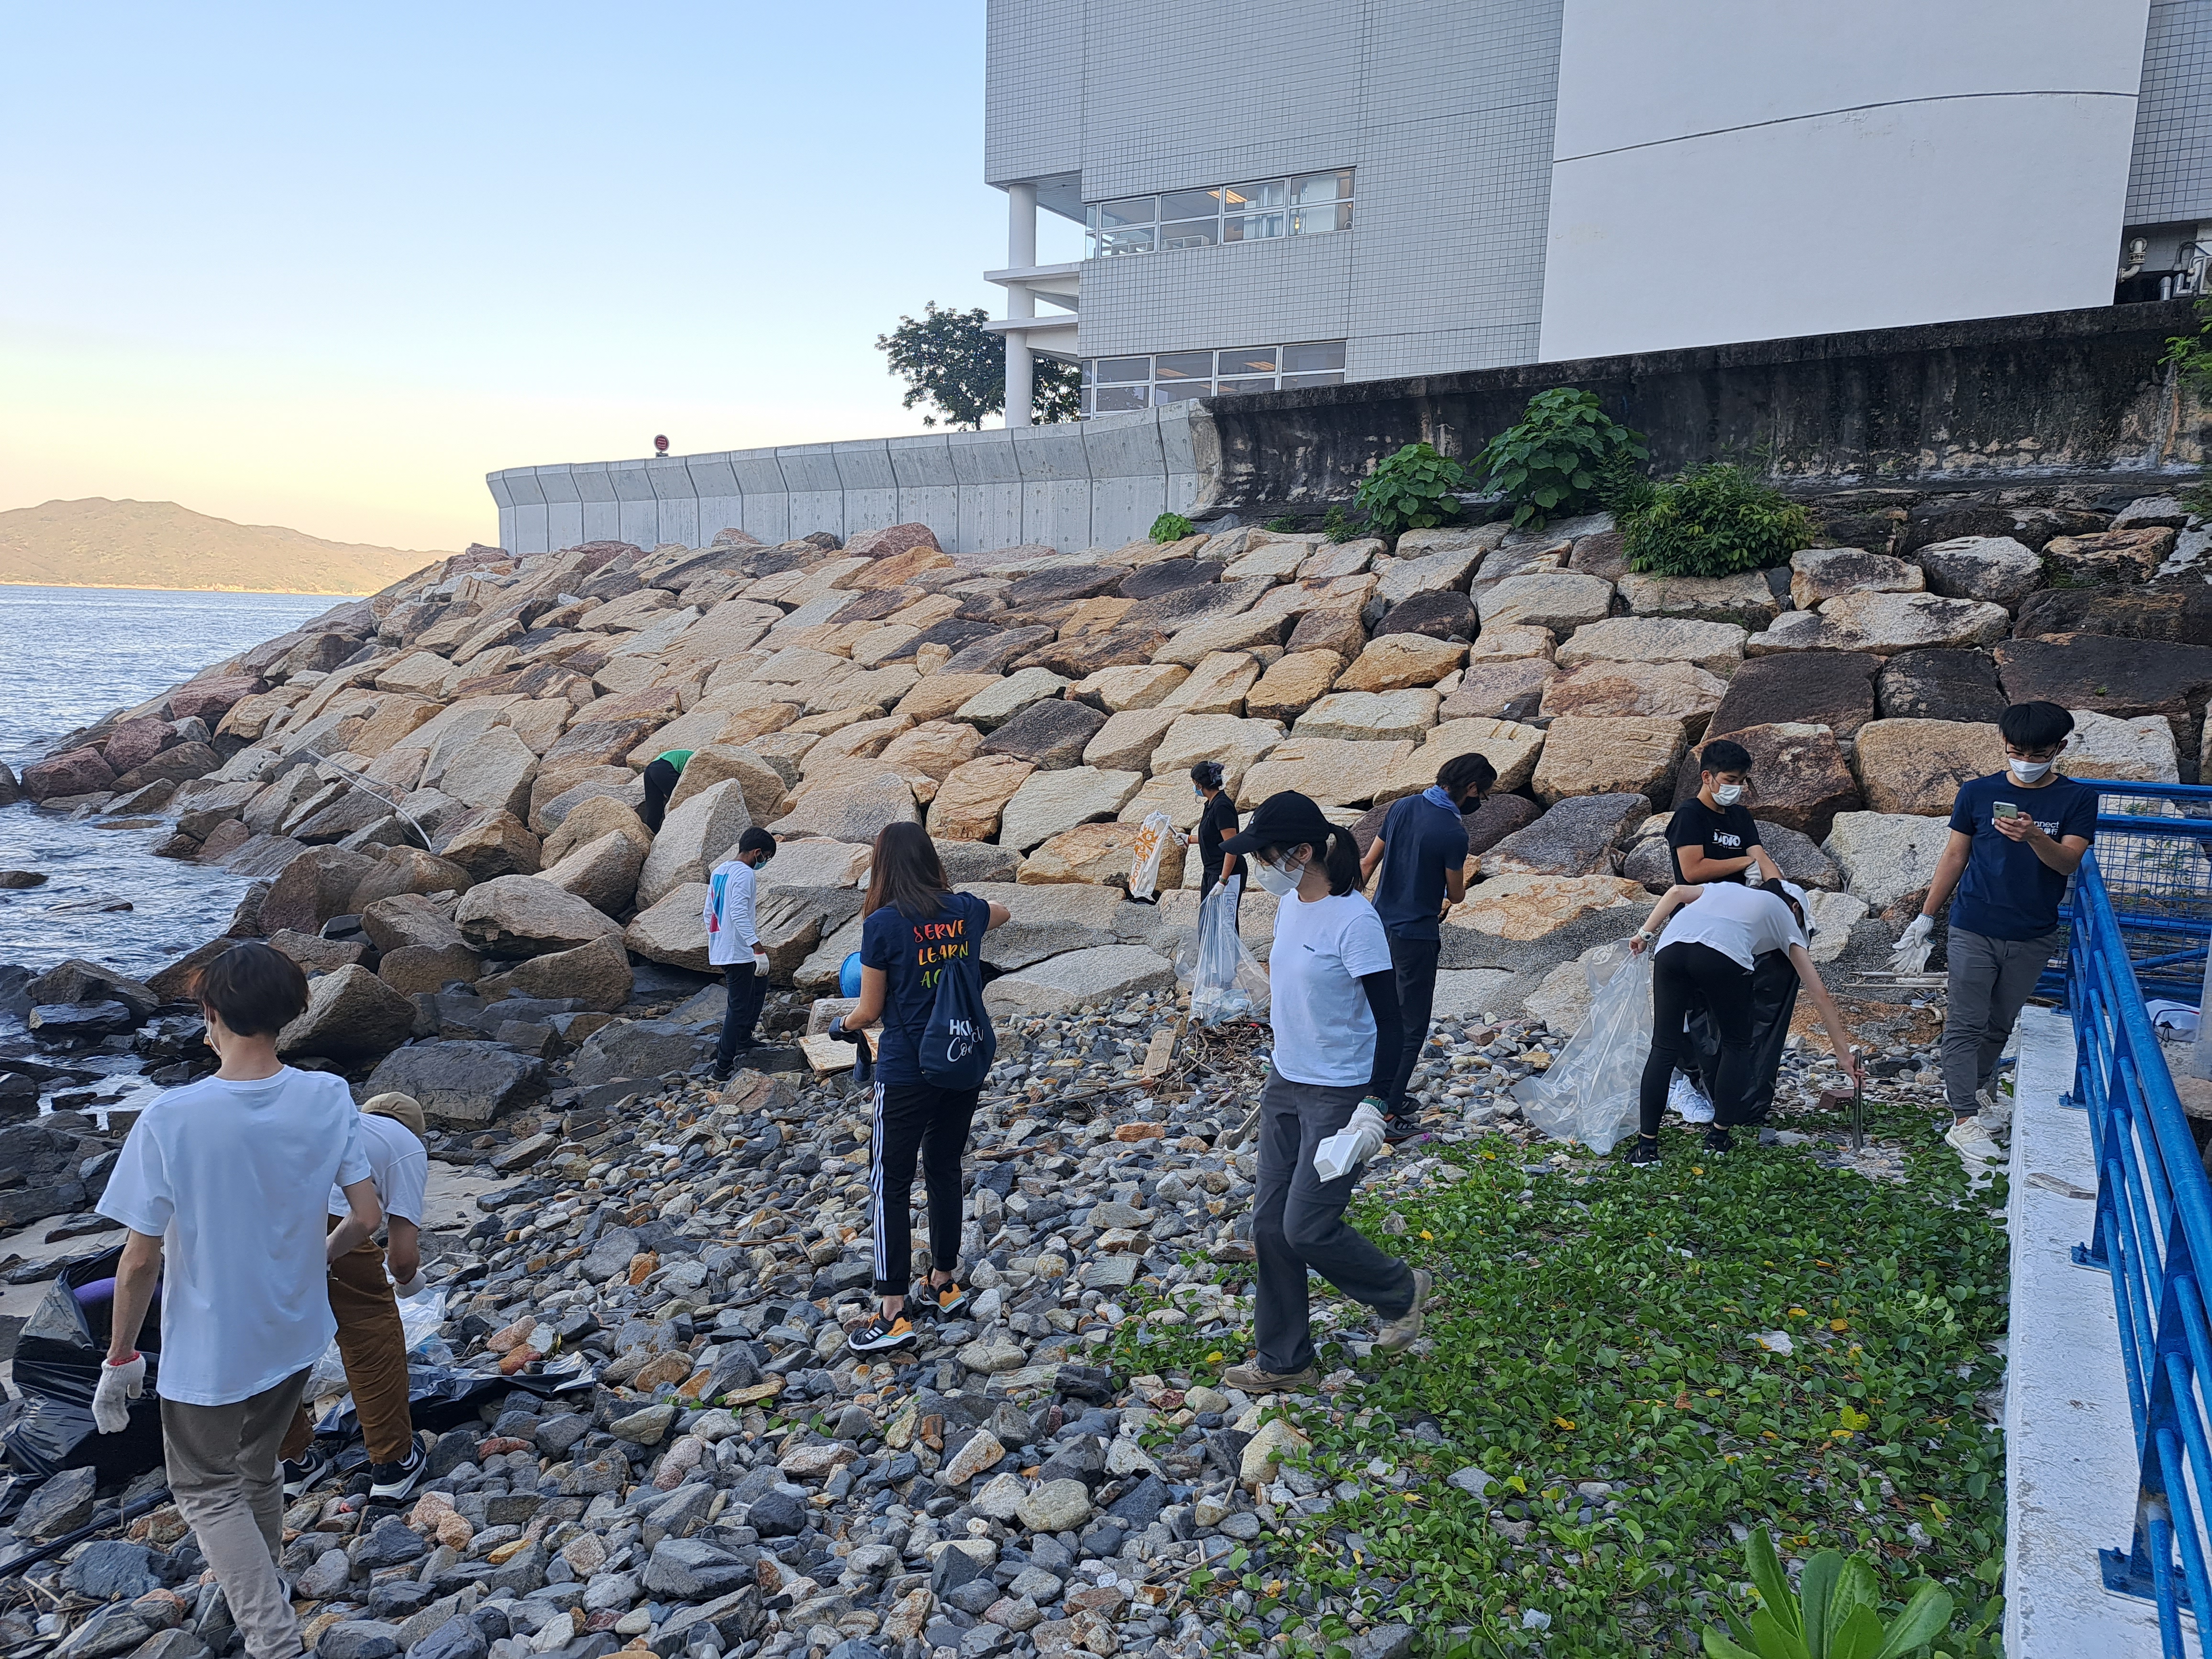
[98,1067,369,1406]
[1656,880,1806,971]
[1267,889,1395,1088]
[328,1111,427,1227]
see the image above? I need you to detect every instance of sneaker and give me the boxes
[1374,1268,1432,1355]
[924,1276,971,1317]
[1220,1361,1318,1394]
[847,1309,919,1353]
[710,1062,734,1084]
[1382,1112,1425,1146]
[368,1441,427,1504]
[1702,1127,1734,1158]
[1945,1116,2006,1168]
[281,1447,334,1500]
[1668,1073,1715,1125]
[1626,1136,1662,1167]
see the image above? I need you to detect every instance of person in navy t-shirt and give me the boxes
[1358,752,1494,1140]
[1900,700,2097,1167]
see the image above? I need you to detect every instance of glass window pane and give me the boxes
[1281,341,1345,373]
[1281,372,1345,389]
[1159,219,1217,250]
[1095,197,1156,229]
[1080,388,1093,416]
[1154,351,1213,382]
[1095,356,1150,384]
[1214,376,1273,396]
[1081,360,1095,386]
[1221,180,1284,210]
[1217,347,1279,377]
[1093,385,1149,412]
[1289,170,1352,204]
[1095,226,1155,256]
[1289,202,1352,235]
[1224,212,1284,242]
[1160,188,1219,221]
[1153,381,1210,404]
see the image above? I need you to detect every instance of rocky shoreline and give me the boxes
[0,482,2195,1658]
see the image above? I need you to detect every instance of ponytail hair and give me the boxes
[1323,825,1361,896]
[1756,877,1805,931]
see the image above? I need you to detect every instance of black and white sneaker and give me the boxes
[1626,1136,1662,1168]
[1382,1111,1425,1146]
[847,1309,919,1353]
[924,1276,972,1317]
[368,1440,427,1503]
[1702,1127,1734,1158]
[281,1446,334,1499]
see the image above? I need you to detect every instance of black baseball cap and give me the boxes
[1218,791,1337,859]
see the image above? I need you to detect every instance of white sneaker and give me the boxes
[1944,1117,2005,1170]
[1669,1073,1715,1124]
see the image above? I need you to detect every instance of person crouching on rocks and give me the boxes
[830,821,1010,1355]
[1626,878,1862,1162]
[1214,791,1429,1394]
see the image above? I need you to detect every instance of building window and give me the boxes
[1078,341,1345,415]
[1085,170,1352,259]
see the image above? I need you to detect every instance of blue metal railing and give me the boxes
[2066,785,2212,1655]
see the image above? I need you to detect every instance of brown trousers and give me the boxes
[278,1233,414,1466]
[164,1370,308,1659]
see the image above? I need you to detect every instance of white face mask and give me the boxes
[1713,784,1744,806]
[2010,757,2054,782]
[1251,852,1307,896]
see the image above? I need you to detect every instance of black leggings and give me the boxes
[869,1079,979,1295]
[640,757,680,832]
[1639,941,1756,1136]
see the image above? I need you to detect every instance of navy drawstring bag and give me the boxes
[913,893,996,1090]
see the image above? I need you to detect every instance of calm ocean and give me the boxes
[0,585,348,981]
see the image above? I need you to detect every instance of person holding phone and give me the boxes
[1899,701,2097,1165]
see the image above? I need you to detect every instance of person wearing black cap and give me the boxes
[1215,791,1427,1394]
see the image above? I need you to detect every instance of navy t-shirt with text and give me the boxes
[1947,772,2098,940]
[1371,794,1471,942]
[861,893,988,1086]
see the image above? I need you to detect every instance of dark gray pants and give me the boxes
[1251,1071,1416,1375]
[1941,926,2059,1114]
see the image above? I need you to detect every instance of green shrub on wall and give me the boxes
[1473,387,1648,529]
[1354,442,1468,535]
[1615,462,1814,578]
[1148,511,1195,542]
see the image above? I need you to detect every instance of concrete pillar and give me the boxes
[1004,182,1037,428]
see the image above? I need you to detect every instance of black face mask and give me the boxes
[1459,794,1485,814]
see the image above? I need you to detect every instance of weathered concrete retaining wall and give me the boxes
[489,301,2207,554]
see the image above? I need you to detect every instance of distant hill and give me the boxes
[0,498,454,596]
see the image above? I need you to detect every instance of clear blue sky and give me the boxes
[0,1,1081,550]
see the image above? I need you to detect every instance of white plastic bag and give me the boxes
[1126,811,1174,902]
[1515,940,1652,1154]
[302,1284,449,1402]
[1314,1101,1387,1182]
[1180,875,1270,1024]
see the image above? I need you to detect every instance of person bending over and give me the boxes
[640,747,693,832]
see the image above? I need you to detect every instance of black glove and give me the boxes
[827,1018,864,1046]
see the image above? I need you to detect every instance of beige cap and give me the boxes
[362,1092,427,1139]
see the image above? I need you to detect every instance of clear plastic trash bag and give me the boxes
[1515,940,1653,1154]
[303,1284,449,1402]
[1126,811,1177,902]
[1176,875,1270,1025]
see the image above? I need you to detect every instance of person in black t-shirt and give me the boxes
[1668,738,1783,885]
[1192,762,1243,907]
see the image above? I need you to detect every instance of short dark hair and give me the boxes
[192,942,309,1038]
[863,821,949,920]
[1437,752,1495,798]
[739,828,777,860]
[1701,739,1753,775]
[2001,701,2074,751]
[1189,760,1225,791]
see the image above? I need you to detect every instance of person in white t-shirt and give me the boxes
[277,1091,433,1503]
[1210,792,1428,1394]
[1627,879,1862,1163]
[705,827,778,1080]
[93,942,379,1659]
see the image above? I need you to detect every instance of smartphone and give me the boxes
[1993,801,2019,820]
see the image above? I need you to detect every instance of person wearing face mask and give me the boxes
[1668,739,1782,886]
[1191,762,1243,910]
[1901,701,2096,1165]
[1359,752,1495,1139]
[1213,792,1427,1394]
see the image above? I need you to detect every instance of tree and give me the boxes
[877,302,1079,428]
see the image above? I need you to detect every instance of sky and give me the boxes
[0,2,1084,552]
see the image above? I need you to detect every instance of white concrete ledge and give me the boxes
[2005,1004,2170,1657]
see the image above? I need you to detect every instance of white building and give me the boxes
[985,0,2212,420]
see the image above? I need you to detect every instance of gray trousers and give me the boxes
[1252,1072,1416,1375]
[163,1370,309,1659]
[1942,927,2059,1114]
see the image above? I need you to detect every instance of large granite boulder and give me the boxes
[1554,616,1747,676]
[2012,584,2212,646]
[438,728,540,819]
[1157,651,1261,715]
[477,934,633,1011]
[1334,634,1466,691]
[2063,709,2181,784]
[1438,659,1559,724]
[665,745,790,826]
[361,892,465,954]
[1447,873,1647,942]
[2042,527,2177,585]
[1381,717,1546,799]
[1372,589,1479,642]
[1245,652,1346,722]
[1019,821,1184,891]
[1614,572,1780,628]
[1672,721,1860,840]
[362,1041,546,1126]
[434,807,543,879]
[1705,650,1880,740]
[979,699,1109,771]
[926,756,1037,841]
[1824,812,1955,910]
[1082,709,1180,774]
[625,883,712,972]
[1284,606,1366,659]
[350,848,475,910]
[1294,690,1439,743]
[570,1018,714,1086]
[1875,650,2007,724]
[1911,535,2042,607]
[540,795,652,869]
[1238,738,1414,808]
[1476,572,1615,636]
[455,875,625,957]
[1994,636,2212,744]
[1070,663,1190,713]
[981,945,1176,1016]
[1479,793,1651,877]
[1787,548,1924,609]
[638,780,754,907]
[1012,625,1172,679]
[539,830,648,915]
[1852,718,2005,816]
[275,964,418,1062]
[1151,715,1284,792]
[869,720,986,803]
[1372,548,1484,607]
[1748,591,2011,655]
[1530,715,1684,806]
[952,668,1071,731]
[258,846,377,936]
[997,767,1145,853]
[766,771,917,843]
[1539,661,1727,735]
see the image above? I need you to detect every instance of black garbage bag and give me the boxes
[2,1245,166,1486]
[311,1359,595,1440]
[1683,948,1800,1127]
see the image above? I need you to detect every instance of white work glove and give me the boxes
[1889,914,1935,974]
[392,1271,428,1300]
[1313,1101,1389,1183]
[92,1353,145,1433]
[751,950,770,974]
